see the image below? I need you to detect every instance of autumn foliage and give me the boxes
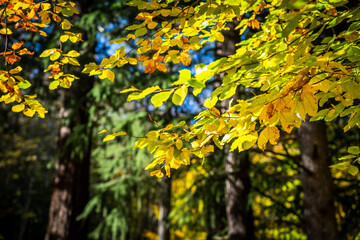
[1,0,360,176]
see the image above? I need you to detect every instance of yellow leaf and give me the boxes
[204,96,218,109]
[172,86,188,106]
[151,91,173,107]
[145,160,159,170]
[214,32,224,42]
[105,69,115,82]
[61,19,72,30]
[175,139,183,150]
[286,54,294,66]
[301,92,318,116]
[156,171,164,178]
[70,36,78,43]
[231,133,257,152]
[40,49,57,58]
[268,126,280,145]
[49,81,59,90]
[217,119,226,132]
[348,165,359,176]
[100,58,111,66]
[170,158,181,169]
[279,110,294,134]
[152,36,162,50]
[60,35,69,42]
[65,50,80,57]
[68,58,80,66]
[180,53,191,66]
[163,124,173,131]
[113,131,127,137]
[127,58,137,65]
[173,69,191,85]
[12,103,25,112]
[53,6,62,13]
[41,3,51,10]
[98,129,108,134]
[103,134,115,142]
[147,21,158,29]
[160,9,170,17]
[128,86,161,101]
[23,108,35,117]
[9,66,22,74]
[120,86,139,93]
[165,164,170,177]
[135,27,147,37]
[50,51,61,61]
[150,169,163,178]
[257,126,280,150]
[0,28,13,35]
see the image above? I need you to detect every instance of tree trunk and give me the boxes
[299,120,339,240]
[224,149,254,240]
[18,163,35,240]
[45,1,96,239]
[45,78,94,240]
[158,176,171,240]
[216,22,254,240]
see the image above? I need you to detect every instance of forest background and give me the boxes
[0,0,360,240]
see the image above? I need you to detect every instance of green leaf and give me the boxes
[347,46,360,62]
[310,109,329,121]
[18,80,31,89]
[128,86,161,101]
[188,79,206,88]
[219,85,237,100]
[348,146,360,155]
[331,162,349,170]
[62,7,74,16]
[347,165,359,176]
[172,86,188,106]
[338,155,356,160]
[126,23,145,30]
[282,15,301,38]
[135,27,147,37]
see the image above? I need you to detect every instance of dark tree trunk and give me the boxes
[45,1,96,239]
[299,120,339,240]
[216,22,254,240]
[224,149,254,240]
[45,77,94,240]
[158,176,171,240]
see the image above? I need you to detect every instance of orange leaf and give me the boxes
[0,51,13,55]
[52,14,61,22]
[11,41,24,50]
[156,63,167,73]
[6,54,20,64]
[138,55,149,61]
[18,48,34,55]
[7,15,21,22]
[180,53,191,66]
